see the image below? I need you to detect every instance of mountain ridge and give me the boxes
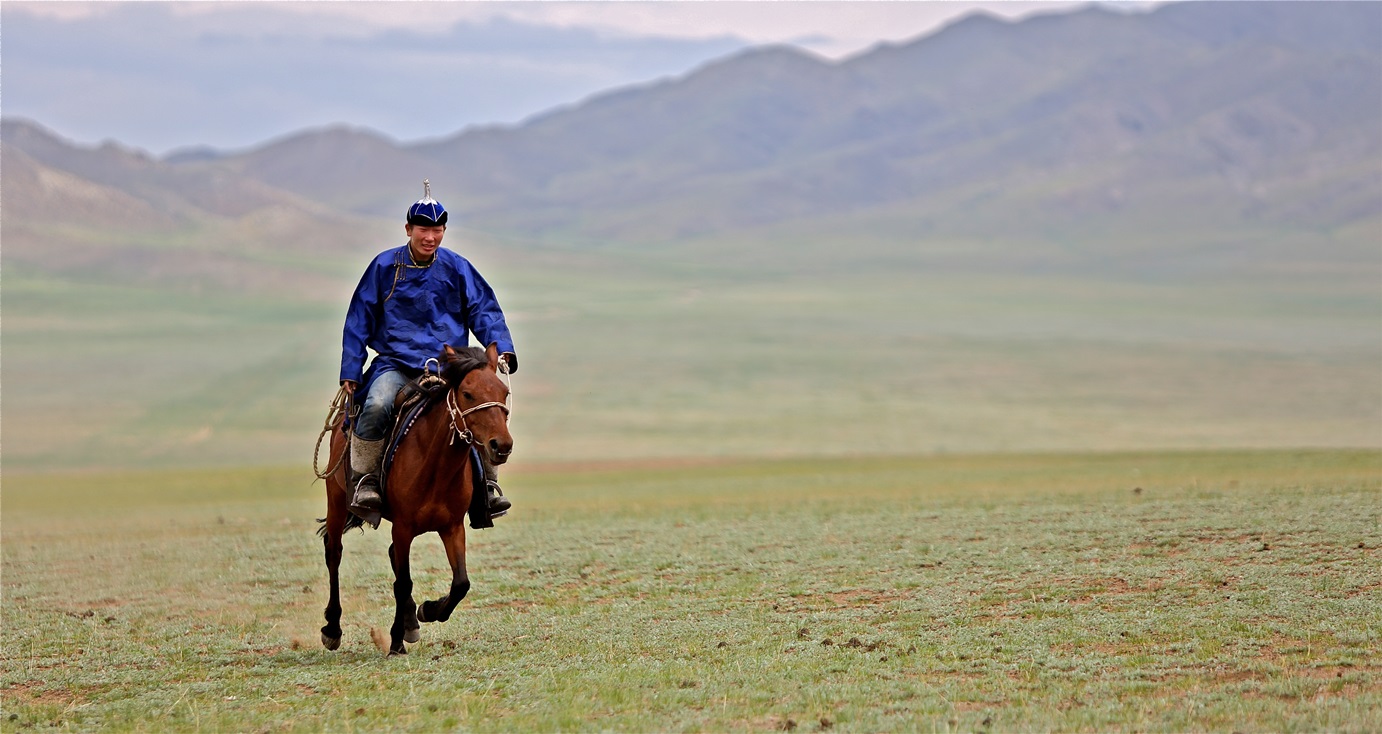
[211,2,1381,245]
[3,2,1378,281]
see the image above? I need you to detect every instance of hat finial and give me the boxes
[407,180,448,226]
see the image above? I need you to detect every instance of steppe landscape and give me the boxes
[2,2,1379,730]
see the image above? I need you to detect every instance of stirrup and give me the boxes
[485,479,511,518]
[349,475,383,530]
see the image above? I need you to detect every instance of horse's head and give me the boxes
[441,343,514,465]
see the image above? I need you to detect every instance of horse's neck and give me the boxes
[400,402,472,492]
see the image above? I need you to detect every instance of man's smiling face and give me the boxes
[406,223,445,262]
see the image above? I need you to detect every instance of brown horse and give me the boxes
[317,343,513,655]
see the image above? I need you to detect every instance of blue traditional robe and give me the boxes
[340,244,516,390]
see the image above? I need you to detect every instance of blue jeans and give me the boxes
[353,369,412,441]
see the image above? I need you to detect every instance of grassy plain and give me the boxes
[3,450,1380,731]
[3,232,1379,471]
[4,222,1377,729]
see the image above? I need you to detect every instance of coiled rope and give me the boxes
[312,386,357,480]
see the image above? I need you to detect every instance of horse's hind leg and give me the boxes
[387,526,417,656]
[388,542,421,644]
[417,524,470,624]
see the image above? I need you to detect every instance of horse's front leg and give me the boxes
[387,542,421,644]
[387,527,417,656]
[417,523,470,624]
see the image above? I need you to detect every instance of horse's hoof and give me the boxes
[404,628,421,644]
[416,604,429,624]
[388,645,408,657]
[321,633,341,651]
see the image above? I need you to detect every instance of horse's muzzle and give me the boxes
[487,438,513,466]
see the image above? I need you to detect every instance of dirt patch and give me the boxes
[760,714,800,731]
[483,598,539,611]
[901,670,988,684]
[1016,575,1172,607]
[589,592,650,607]
[1081,642,1137,656]
[825,589,911,608]
[1088,576,1136,595]
[1345,582,1381,598]
[1193,532,1261,545]
[2,681,85,706]
[1252,634,1317,665]
[1207,669,1270,684]
[1141,663,1382,690]
[76,597,125,610]
[1299,666,1360,681]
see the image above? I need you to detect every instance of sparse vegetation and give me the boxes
[4,250,1379,472]
[2,5,1377,730]
[3,451,1379,730]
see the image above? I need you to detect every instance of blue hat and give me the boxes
[407,180,449,226]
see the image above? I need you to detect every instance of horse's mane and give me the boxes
[390,346,491,408]
[439,346,490,386]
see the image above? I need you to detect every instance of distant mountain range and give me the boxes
[4,1,1379,469]
[4,1,1379,283]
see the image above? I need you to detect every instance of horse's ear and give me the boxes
[485,342,500,370]
[443,344,458,358]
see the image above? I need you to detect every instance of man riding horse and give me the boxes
[340,181,518,527]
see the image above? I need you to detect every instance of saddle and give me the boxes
[344,375,493,529]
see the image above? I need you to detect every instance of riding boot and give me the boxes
[348,434,386,529]
[481,459,512,518]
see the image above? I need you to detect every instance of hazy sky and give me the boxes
[3,1,1139,155]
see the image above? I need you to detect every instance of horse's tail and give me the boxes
[315,515,367,538]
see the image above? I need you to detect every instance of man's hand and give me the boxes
[341,380,357,396]
[500,353,518,374]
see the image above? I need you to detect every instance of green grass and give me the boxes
[3,450,1379,731]
[4,224,1379,471]
[0,271,344,470]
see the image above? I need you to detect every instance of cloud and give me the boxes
[0,1,1137,153]
[0,3,747,153]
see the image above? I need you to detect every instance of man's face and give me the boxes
[406,224,445,261]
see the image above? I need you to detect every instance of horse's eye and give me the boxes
[462,391,474,402]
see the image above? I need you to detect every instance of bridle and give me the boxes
[423,356,513,457]
[445,388,510,452]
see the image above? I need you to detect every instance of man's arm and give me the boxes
[341,258,383,384]
[461,260,518,372]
